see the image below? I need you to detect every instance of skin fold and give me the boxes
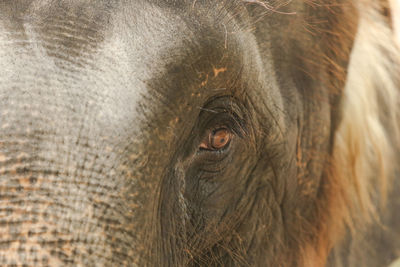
[0,0,399,266]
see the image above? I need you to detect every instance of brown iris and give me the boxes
[200,128,232,151]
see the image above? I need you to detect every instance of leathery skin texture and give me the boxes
[1,0,400,266]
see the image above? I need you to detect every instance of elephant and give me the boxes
[0,0,399,266]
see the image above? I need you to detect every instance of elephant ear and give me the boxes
[391,0,400,41]
[332,0,400,230]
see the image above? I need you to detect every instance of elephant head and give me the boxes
[0,0,399,266]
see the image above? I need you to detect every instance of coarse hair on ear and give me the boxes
[329,0,400,247]
[299,1,400,266]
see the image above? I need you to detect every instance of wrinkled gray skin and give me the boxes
[0,0,399,266]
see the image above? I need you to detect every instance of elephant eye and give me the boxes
[199,127,232,151]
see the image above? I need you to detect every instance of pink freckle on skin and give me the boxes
[213,67,227,78]
[200,74,209,87]
[1,123,10,129]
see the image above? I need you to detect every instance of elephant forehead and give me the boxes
[0,1,200,139]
